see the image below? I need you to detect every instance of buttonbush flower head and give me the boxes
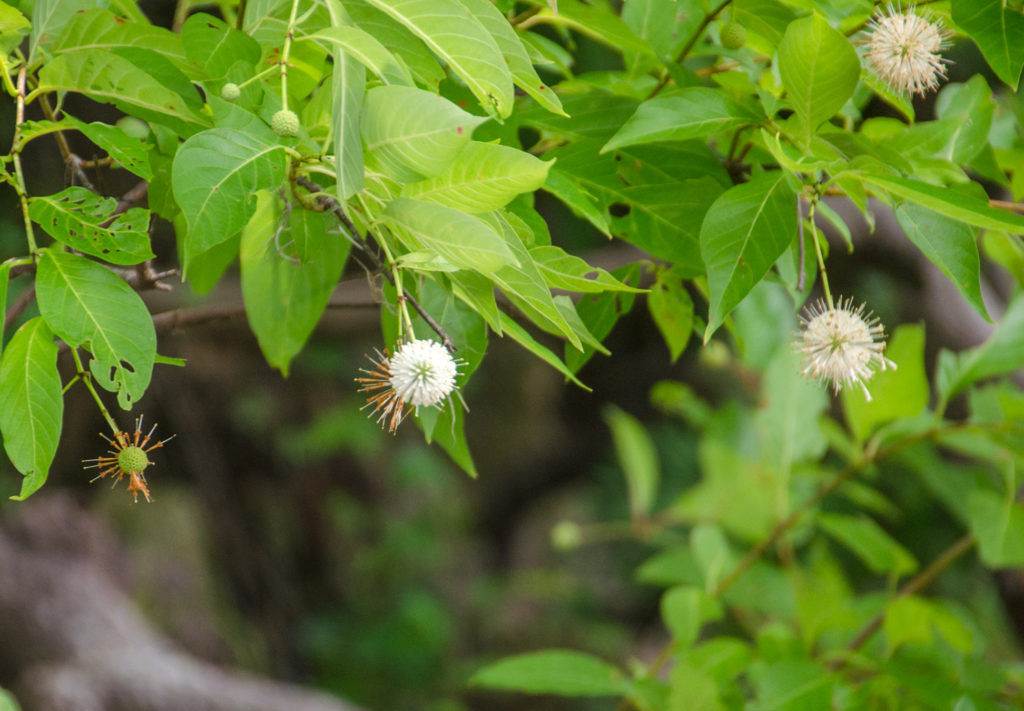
[82,416,175,503]
[357,338,462,433]
[797,297,896,401]
[864,4,951,96]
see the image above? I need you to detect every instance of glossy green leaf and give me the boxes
[895,203,989,321]
[777,14,860,145]
[952,0,1024,89]
[304,25,415,86]
[530,245,643,293]
[362,85,487,183]
[498,312,589,390]
[648,266,693,362]
[702,172,799,339]
[862,174,1024,234]
[381,198,518,274]
[29,187,155,266]
[363,0,513,116]
[605,405,660,520]
[603,88,763,152]
[470,650,627,697]
[402,142,550,213]
[36,50,207,136]
[240,193,350,376]
[36,249,155,409]
[818,513,918,575]
[0,317,62,500]
[842,324,929,441]
[455,0,565,116]
[172,128,287,261]
[325,0,366,201]
[64,115,153,180]
[181,13,261,79]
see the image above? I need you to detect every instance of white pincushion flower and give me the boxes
[865,5,950,96]
[797,297,896,401]
[356,339,461,432]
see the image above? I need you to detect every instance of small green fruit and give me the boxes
[116,116,150,140]
[118,446,149,474]
[221,82,241,101]
[271,109,300,138]
[720,22,747,50]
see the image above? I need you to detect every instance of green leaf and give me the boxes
[0,685,21,711]
[470,650,627,697]
[0,317,62,500]
[240,193,350,376]
[691,524,736,591]
[756,347,828,475]
[648,266,693,362]
[0,261,9,357]
[36,249,155,409]
[181,12,261,79]
[817,513,918,575]
[884,596,973,655]
[363,0,513,116]
[172,128,287,262]
[604,405,660,520]
[326,0,366,201]
[842,324,929,441]
[530,245,643,293]
[29,187,155,265]
[0,2,30,55]
[968,489,1024,568]
[304,25,415,86]
[36,50,208,136]
[661,585,723,649]
[777,13,860,146]
[362,85,487,183]
[934,77,995,166]
[64,115,153,180]
[455,0,565,116]
[952,0,1024,89]
[380,198,518,273]
[345,0,446,89]
[702,172,799,339]
[29,0,95,63]
[937,291,1024,404]
[861,174,1024,234]
[565,264,643,374]
[527,0,654,56]
[401,142,551,213]
[603,88,763,152]
[497,312,589,390]
[894,203,989,321]
[541,169,611,237]
[51,8,190,71]
[751,660,834,711]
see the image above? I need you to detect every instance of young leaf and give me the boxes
[402,142,551,213]
[777,13,860,146]
[0,317,62,501]
[470,650,627,697]
[36,249,156,409]
[604,405,660,520]
[29,187,155,266]
[172,128,287,261]
[647,267,693,362]
[362,85,487,183]
[240,193,350,377]
[951,0,1024,89]
[702,172,799,339]
[603,88,763,152]
[363,0,514,117]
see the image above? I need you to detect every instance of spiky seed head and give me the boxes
[118,446,149,474]
[271,109,300,137]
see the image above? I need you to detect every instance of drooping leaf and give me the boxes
[304,25,415,86]
[497,312,589,389]
[777,13,860,146]
[817,513,918,576]
[0,317,62,500]
[661,585,723,649]
[470,650,627,697]
[325,0,366,200]
[701,172,799,339]
[647,266,693,362]
[363,0,513,116]
[181,12,261,79]
[345,0,446,89]
[172,128,287,262]
[64,115,153,180]
[35,249,156,409]
[402,142,551,213]
[29,187,155,266]
[36,50,208,136]
[530,245,644,293]
[240,193,350,376]
[362,85,487,183]
[604,404,660,520]
[603,88,764,152]
[952,0,1024,89]
[968,489,1024,568]
[527,0,654,56]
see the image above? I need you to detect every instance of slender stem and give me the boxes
[807,199,833,308]
[11,66,37,254]
[648,0,733,98]
[989,199,1024,213]
[279,0,302,112]
[797,196,806,293]
[70,348,121,436]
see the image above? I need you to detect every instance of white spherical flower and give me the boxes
[388,338,460,407]
[797,297,896,401]
[865,5,950,96]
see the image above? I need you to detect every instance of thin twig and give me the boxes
[4,283,35,331]
[294,176,457,353]
[797,196,805,292]
[648,0,733,98]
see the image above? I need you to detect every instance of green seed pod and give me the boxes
[116,116,150,140]
[720,22,747,50]
[221,82,242,101]
[271,109,300,138]
[117,446,149,474]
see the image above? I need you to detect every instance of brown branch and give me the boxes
[150,298,375,336]
[4,283,35,331]
[649,0,733,98]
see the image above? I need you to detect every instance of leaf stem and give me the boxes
[70,348,121,436]
[807,198,833,309]
[279,0,302,112]
[11,66,37,255]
